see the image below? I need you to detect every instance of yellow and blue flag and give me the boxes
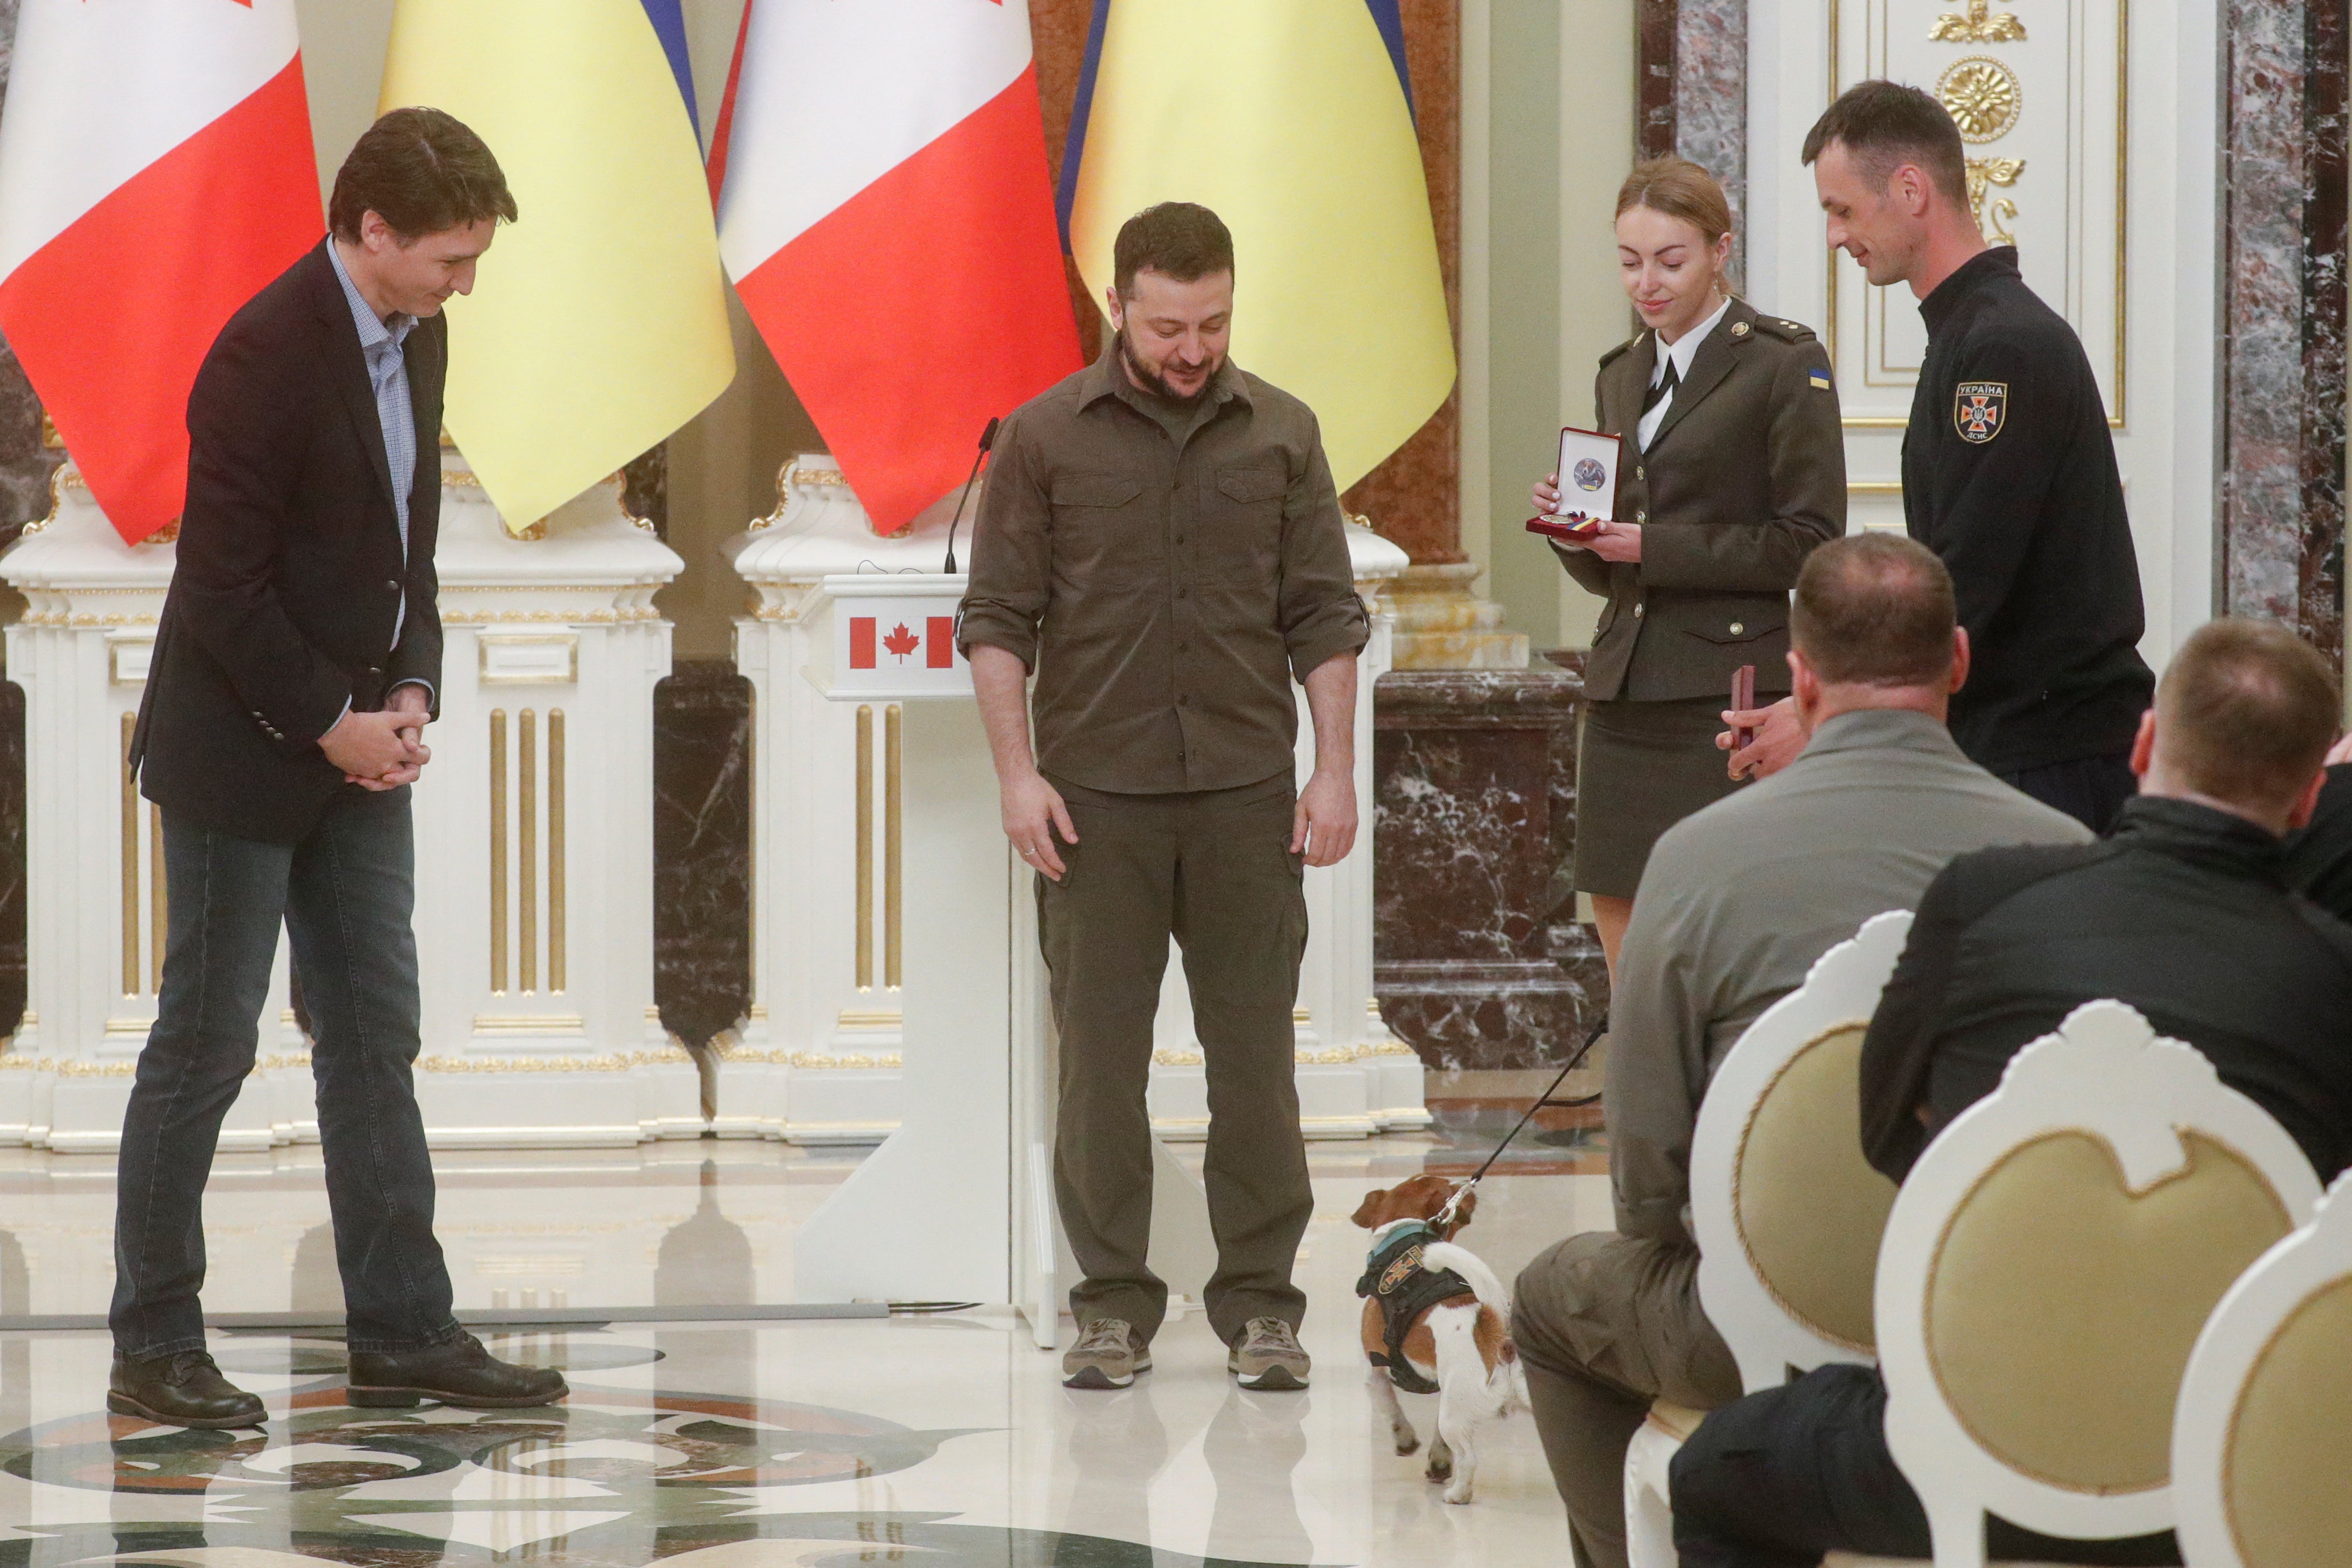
[380,0,733,532]
[1060,0,1454,491]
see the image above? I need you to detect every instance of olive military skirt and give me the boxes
[1572,694,1749,900]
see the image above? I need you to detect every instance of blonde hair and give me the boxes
[1615,157,1734,247]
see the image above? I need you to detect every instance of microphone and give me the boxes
[942,415,1000,575]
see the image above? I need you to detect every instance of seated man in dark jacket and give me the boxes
[1667,617,2352,1568]
[2284,735,2352,922]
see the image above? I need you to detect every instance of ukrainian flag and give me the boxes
[1061,0,1454,491]
[379,0,733,532]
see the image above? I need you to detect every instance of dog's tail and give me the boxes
[1423,1241,1509,1314]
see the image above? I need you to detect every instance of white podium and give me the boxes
[725,455,1426,1147]
[0,455,700,1151]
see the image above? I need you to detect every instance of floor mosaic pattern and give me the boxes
[0,1125,1610,1566]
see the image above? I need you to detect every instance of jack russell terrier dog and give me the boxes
[1352,1173,1527,1503]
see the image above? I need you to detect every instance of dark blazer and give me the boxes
[1555,297,1846,704]
[134,239,446,844]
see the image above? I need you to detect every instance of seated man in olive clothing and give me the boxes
[1667,618,2352,1568]
[1511,536,2084,1568]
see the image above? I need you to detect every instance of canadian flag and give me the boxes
[711,0,1081,537]
[0,0,322,545]
[849,616,958,671]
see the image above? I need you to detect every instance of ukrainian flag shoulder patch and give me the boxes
[1808,369,1834,392]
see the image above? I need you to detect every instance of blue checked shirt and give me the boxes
[326,240,417,649]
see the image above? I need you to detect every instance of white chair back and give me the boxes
[1627,911,1912,1568]
[1692,909,1911,1391]
[2173,1167,2352,1568]
[1875,1000,2322,1568]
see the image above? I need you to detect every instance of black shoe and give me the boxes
[108,1350,268,1430]
[346,1331,568,1409]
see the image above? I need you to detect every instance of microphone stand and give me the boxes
[942,416,1000,575]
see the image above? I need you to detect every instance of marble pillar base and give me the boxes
[1374,563,1530,670]
[1371,663,1606,1071]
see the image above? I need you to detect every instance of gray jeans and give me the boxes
[111,789,460,1357]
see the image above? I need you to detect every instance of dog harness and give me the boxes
[1355,1221,1476,1395]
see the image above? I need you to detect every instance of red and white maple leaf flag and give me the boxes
[0,0,321,544]
[711,0,1081,537]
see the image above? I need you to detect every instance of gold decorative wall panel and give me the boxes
[1826,0,2126,427]
[488,705,569,1000]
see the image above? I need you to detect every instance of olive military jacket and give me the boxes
[1555,297,1847,704]
[957,349,1370,794]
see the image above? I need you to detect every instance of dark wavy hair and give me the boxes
[330,107,518,244]
[1113,203,1235,298]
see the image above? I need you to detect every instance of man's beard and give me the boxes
[1119,333,1218,407]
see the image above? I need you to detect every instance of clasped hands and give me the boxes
[319,684,431,791]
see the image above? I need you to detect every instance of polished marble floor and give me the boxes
[0,1085,1608,1566]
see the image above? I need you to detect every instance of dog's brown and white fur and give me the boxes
[1352,1175,1528,1503]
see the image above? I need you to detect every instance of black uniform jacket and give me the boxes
[1555,296,1846,705]
[1857,797,2352,1185]
[2284,763,2352,923]
[134,240,446,844]
[1905,247,2154,775]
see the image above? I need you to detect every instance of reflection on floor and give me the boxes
[0,1100,1609,1565]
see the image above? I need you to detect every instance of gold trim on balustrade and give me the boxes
[119,712,138,997]
[855,704,875,991]
[549,708,567,994]
[520,708,538,994]
[885,703,903,990]
[490,708,509,994]
[149,801,166,994]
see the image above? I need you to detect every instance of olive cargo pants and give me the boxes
[1038,772,1312,1345]
[1512,1231,1743,1568]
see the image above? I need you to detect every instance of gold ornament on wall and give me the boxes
[1966,157,2028,245]
[1931,0,2026,44]
[1936,56,2024,143]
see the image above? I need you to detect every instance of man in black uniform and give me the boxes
[1726,81,2154,832]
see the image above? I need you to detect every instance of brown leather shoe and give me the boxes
[347,1331,568,1409]
[109,1350,267,1430]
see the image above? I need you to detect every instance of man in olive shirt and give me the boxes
[959,203,1369,1393]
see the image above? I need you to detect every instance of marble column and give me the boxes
[2219,0,2348,672]
[1638,0,1749,280]
[0,0,58,1042]
[652,661,753,1053]
[1371,663,1604,1070]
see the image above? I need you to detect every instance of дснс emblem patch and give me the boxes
[1954,381,2007,443]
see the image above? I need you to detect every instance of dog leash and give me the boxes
[1433,1012,1607,1229]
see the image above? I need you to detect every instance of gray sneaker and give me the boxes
[1062,1318,1150,1390]
[1227,1316,1311,1390]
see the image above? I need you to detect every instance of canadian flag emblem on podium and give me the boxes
[849,615,956,670]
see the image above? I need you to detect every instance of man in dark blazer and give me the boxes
[109,109,564,1427]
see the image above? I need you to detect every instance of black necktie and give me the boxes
[1642,359,1679,416]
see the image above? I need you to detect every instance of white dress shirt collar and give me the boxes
[1652,292,1733,385]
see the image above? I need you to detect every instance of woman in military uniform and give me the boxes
[1533,158,1846,978]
